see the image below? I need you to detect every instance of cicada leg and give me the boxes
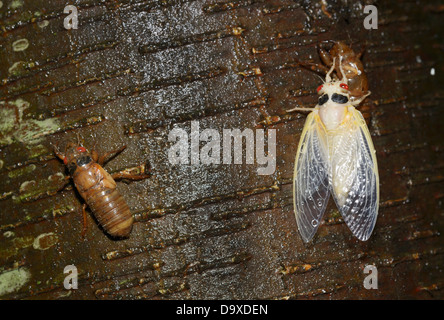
[92,145,127,166]
[81,203,88,239]
[111,171,151,181]
[286,107,316,113]
[319,46,333,68]
[296,59,330,76]
[53,142,65,161]
[111,161,151,181]
[350,91,371,106]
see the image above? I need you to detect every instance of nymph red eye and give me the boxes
[77,147,86,152]
[63,157,68,165]
[317,85,323,92]
[340,83,349,90]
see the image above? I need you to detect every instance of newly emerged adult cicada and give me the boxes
[54,140,150,238]
[288,56,379,242]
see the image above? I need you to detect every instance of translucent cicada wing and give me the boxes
[293,111,330,243]
[329,107,379,241]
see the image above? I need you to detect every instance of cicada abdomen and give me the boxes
[73,161,134,238]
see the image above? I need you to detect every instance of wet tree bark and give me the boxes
[0,0,443,299]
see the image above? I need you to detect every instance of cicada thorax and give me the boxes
[316,79,352,131]
[319,41,369,101]
[60,144,134,238]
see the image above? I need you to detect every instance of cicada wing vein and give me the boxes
[293,111,330,243]
[329,108,379,241]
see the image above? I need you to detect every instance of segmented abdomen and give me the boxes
[86,187,133,238]
[74,164,133,238]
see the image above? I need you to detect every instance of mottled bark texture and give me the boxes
[0,0,443,299]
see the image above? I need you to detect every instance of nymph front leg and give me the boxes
[111,162,151,181]
[92,145,127,166]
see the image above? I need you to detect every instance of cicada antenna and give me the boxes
[315,74,326,84]
[75,131,85,147]
[325,57,336,82]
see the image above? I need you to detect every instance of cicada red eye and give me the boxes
[63,157,68,165]
[77,147,86,153]
[340,83,349,90]
[317,85,323,92]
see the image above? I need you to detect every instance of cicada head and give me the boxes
[57,142,94,175]
[316,59,351,107]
